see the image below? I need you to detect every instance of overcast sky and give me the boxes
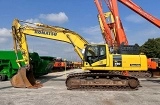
[0,0,160,61]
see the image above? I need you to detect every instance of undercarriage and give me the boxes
[109,70,160,78]
[66,72,139,91]
[109,71,152,78]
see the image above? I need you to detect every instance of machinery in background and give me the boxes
[0,51,24,81]
[29,52,53,77]
[50,57,72,71]
[94,0,160,77]
[52,57,65,71]
[72,62,82,69]
[40,56,78,71]
[52,58,81,71]
[40,56,55,72]
[66,61,73,69]
[95,0,160,47]
[0,50,53,81]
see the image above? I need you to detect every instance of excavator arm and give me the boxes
[11,19,89,89]
[12,19,89,67]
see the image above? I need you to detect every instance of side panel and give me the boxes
[121,55,148,70]
[83,54,148,71]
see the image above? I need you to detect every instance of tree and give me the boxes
[140,38,160,58]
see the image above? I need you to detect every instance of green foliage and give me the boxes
[140,38,160,58]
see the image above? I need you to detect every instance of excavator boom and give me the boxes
[12,19,89,66]
[11,19,89,89]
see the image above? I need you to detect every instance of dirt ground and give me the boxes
[0,69,160,105]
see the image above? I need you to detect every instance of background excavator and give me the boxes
[94,0,160,77]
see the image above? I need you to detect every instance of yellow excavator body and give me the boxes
[83,54,148,71]
[10,19,147,89]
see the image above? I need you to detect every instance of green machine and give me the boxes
[0,51,53,81]
[40,56,55,72]
[0,51,24,81]
[29,53,54,77]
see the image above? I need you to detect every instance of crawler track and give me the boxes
[66,72,139,91]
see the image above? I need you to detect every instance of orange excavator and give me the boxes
[94,0,160,77]
[94,0,128,48]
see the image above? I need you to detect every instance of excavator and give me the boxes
[94,0,160,77]
[10,19,147,90]
[10,0,160,90]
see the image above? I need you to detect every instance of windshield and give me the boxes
[84,45,106,64]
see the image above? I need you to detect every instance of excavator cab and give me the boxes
[84,44,107,66]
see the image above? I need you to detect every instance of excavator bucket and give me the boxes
[10,66,43,89]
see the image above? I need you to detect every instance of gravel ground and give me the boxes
[0,69,160,105]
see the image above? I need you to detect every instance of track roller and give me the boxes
[128,78,139,89]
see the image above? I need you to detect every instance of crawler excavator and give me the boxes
[10,19,145,90]
[94,0,160,77]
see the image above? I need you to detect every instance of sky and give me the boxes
[0,0,160,61]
